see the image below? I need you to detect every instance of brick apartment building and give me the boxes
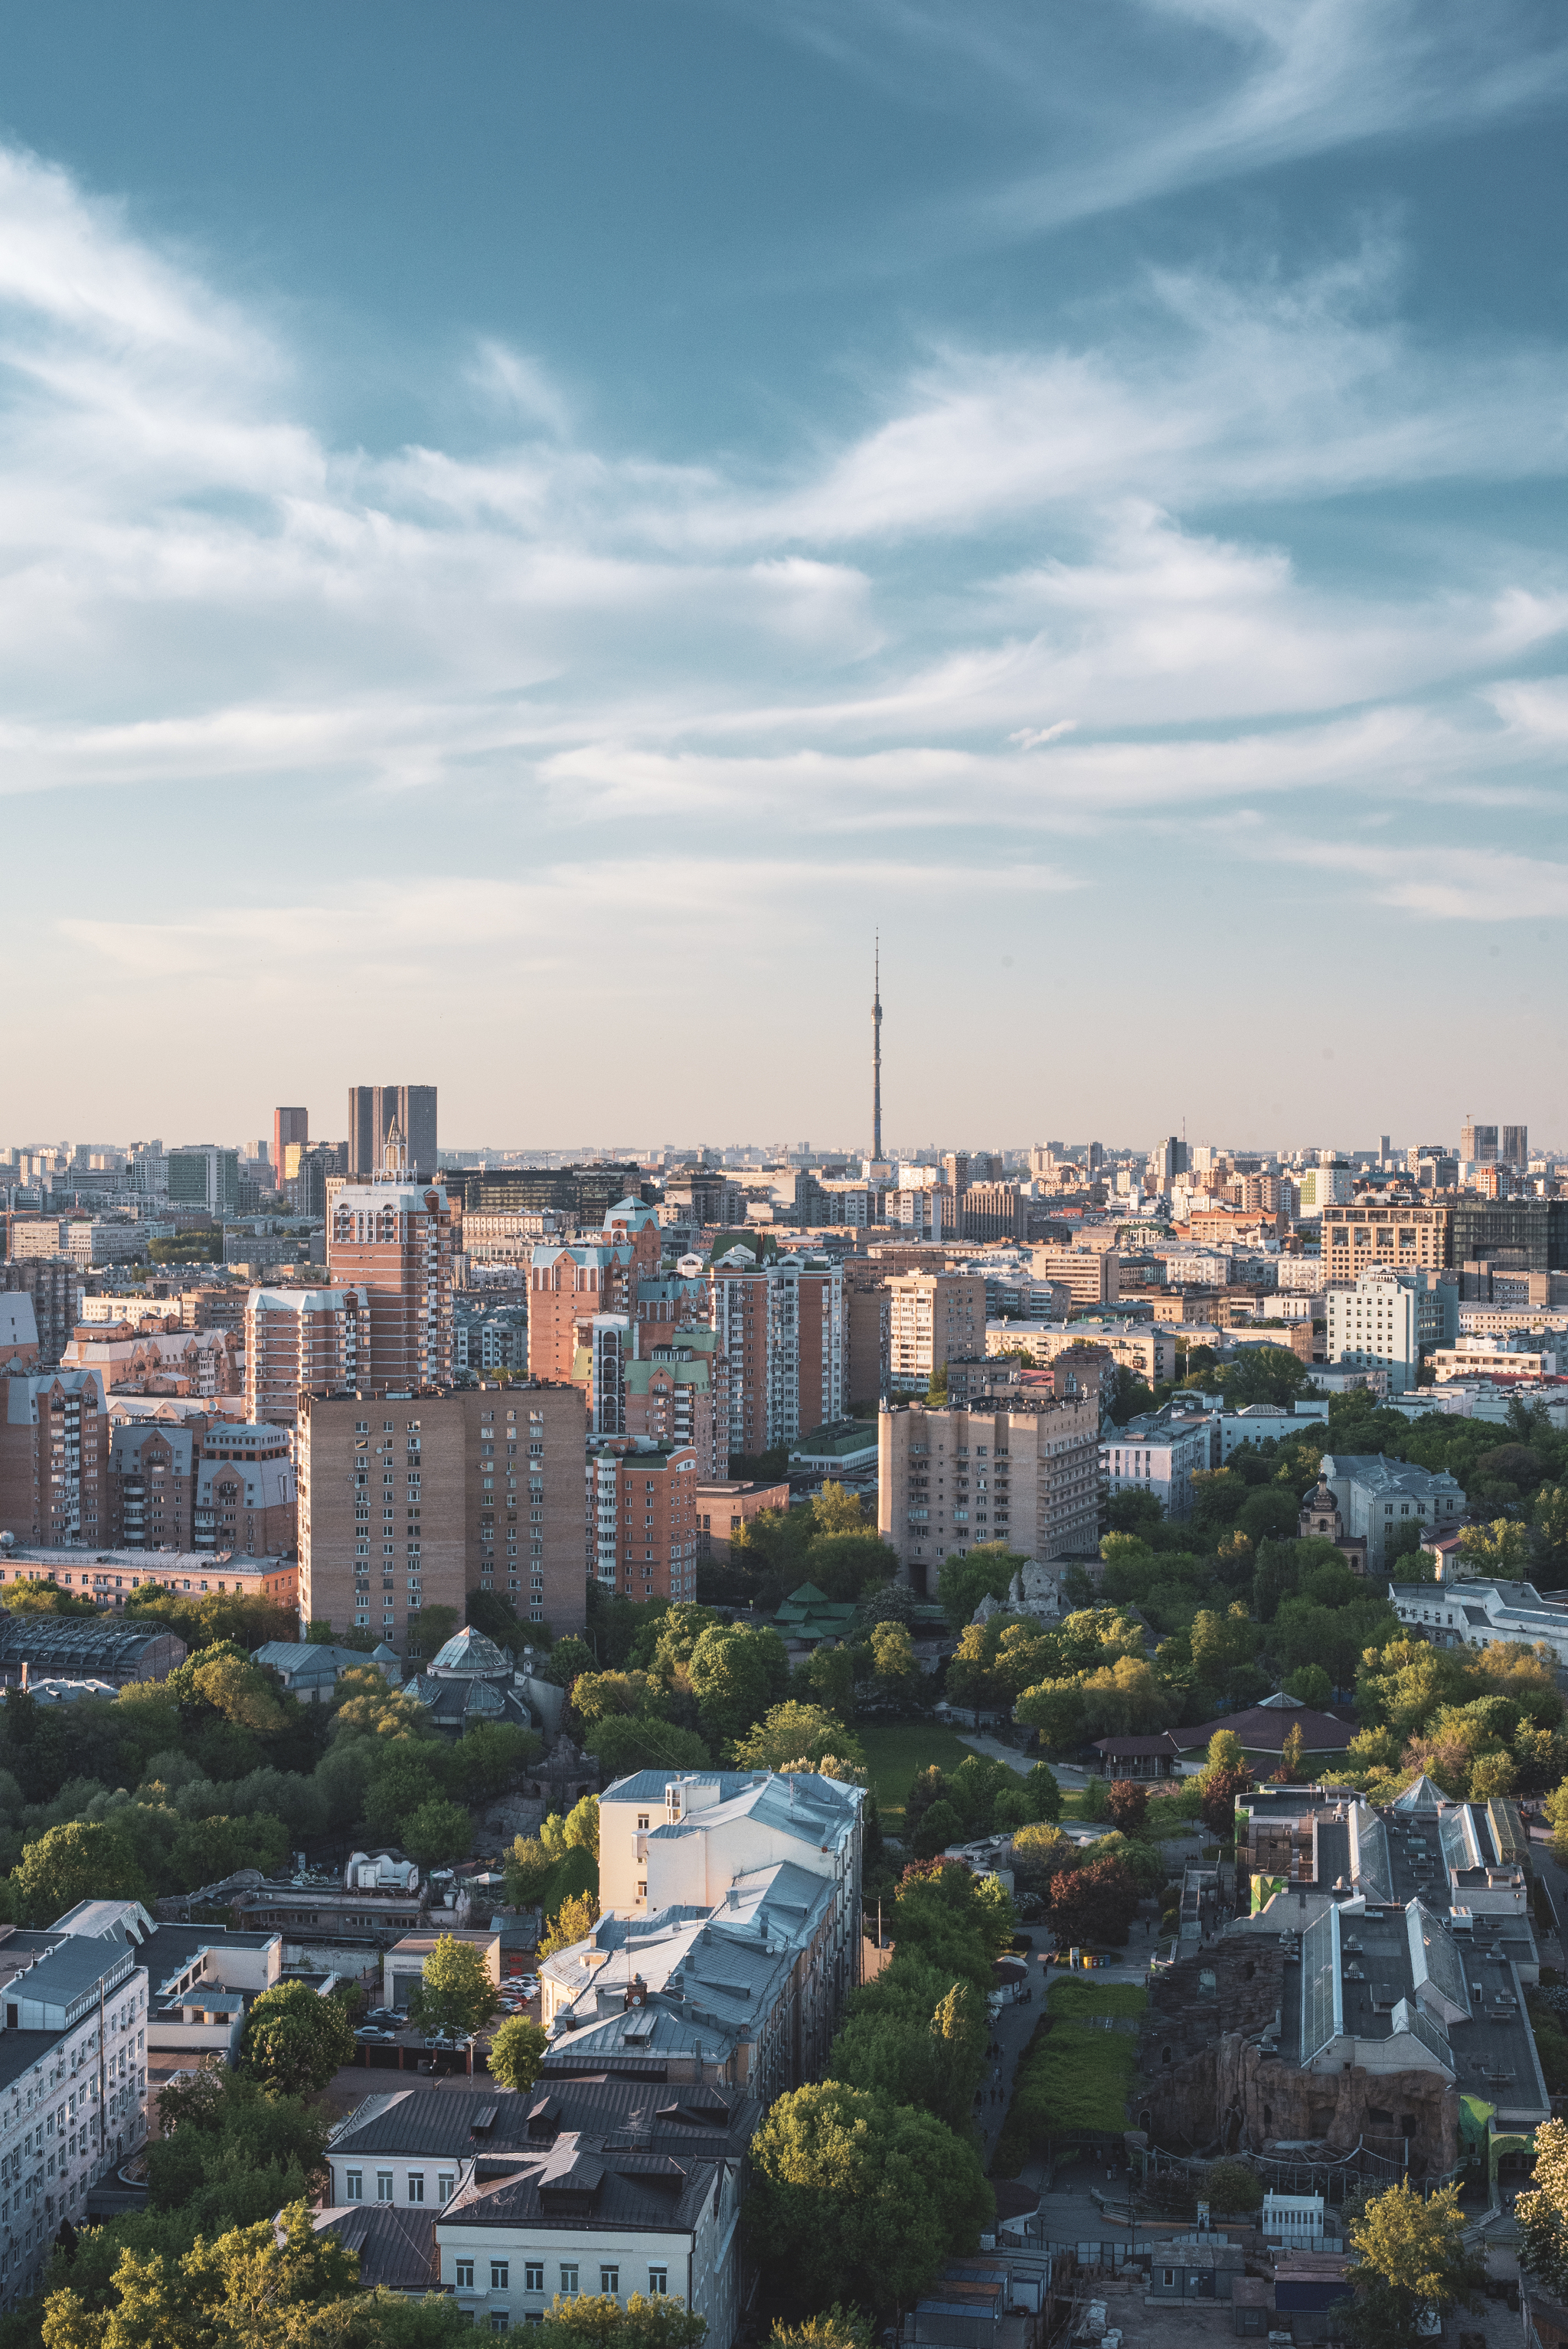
[109,1416,198,1549]
[877,1389,1101,1590]
[194,1423,296,1554]
[245,1284,368,1426]
[887,1271,985,1393]
[844,1266,890,1410]
[711,1253,844,1455]
[625,1338,727,1478]
[530,1206,663,1386]
[298,1382,586,1651]
[326,1184,454,1390]
[2,1259,83,1366]
[0,1370,109,1547]
[586,1437,701,1602]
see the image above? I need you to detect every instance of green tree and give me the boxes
[1284,1663,1333,1708]
[400,1798,474,1869]
[1045,1857,1139,1948]
[767,2310,871,2349]
[1204,2159,1264,2214]
[744,2080,992,2313]
[804,1534,899,1604]
[446,1723,541,1802]
[1024,1762,1063,1821]
[1459,1518,1531,1576]
[538,2292,708,2349]
[1012,1679,1087,1750]
[1343,2179,1483,2349]
[794,1644,858,1720]
[407,1933,498,2040]
[687,1622,790,1746]
[1532,1485,1568,1591]
[487,2015,550,2094]
[867,1622,920,1687]
[239,1981,358,2097]
[504,1834,555,1906]
[1199,1763,1253,1839]
[7,1819,148,1923]
[730,1702,866,1774]
[583,1714,711,1780]
[572,1671,666,1724]
[935,1547,1024,1632]
[1517,2114,1568,2297]
[537,1891,599,1961]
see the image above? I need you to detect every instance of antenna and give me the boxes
[872,933,883,1164]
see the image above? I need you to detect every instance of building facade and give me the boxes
[298,1382,586,1650]
[877,1390,1101,1587]
[347,1087,438,1181]
[0,1372,108,1548]
[326,1185,454,1391]
[244,1286,368,1427]
[586,1439,701,1603]
[1322,1202,1452,1282]
[887,1272,985,1394]
[1323,1266,1458,1395]
[711,1255,844,1454]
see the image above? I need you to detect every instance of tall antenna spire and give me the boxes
[872,933,883,1164]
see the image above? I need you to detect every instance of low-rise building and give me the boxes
[193,1423,296,1556]
[694,1478,789,1562]
[0,1544,296,1616]
[1102,1408,1214,1520]
[1431,1336,1560,1382]
[1387,1573,1568,1665]
[1308,1452,1465,1575]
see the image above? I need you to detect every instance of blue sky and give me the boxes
[4,1,1567,1154]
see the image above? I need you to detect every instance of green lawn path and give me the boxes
[858,1722,977,1836]
[993,1978,1149,2173]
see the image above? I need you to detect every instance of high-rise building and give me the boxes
[530,1240,637,1384]
[845,1266,890,1411]
[245,1285,368,1427]
[109,1416,200,1549]
[273,1108,309,1194]
[871,935,883,1164]
[326,1184,454,1390]
[1323,1266,1458,1396]
[297,1380,586,1649]
[0,1260,81,1365]
[443,1165,656,1221]
[961,1181,1027,1243]
[1461,1122,1499,1165]
[887,1272,985,1393]
[942,1152,971,1198]
[877,1389,1101,1589]
[1501,1125,1529,1168]
[0,1370,108,1547]
[167,1146,240,1214]
[711,1254,844,1454]
[586,1436,701,1604]
[347,1086,438,1180]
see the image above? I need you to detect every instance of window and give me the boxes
[438,2172,455,2204]
[1163,2269,1176,2289]
[601,2268,619,2296]
[560,2266,579,2295]
[491,2262,510,2292]
[407,2172,424,2204]
[376,2171,393,2204]
[345,2171,363,2202]
[456,2262,475,2291]
[524,2264,544,2293]
[490,2318,509,2335]
[648,2269,668,2297]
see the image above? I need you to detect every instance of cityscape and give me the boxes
[4,6,1567,2349]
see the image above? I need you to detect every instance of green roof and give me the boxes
[790,1421,877,1459]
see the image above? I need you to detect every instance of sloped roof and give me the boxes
[1181,1704,1357,1753]
[1392,1773,1449,1812]
[429,1626,509,1677]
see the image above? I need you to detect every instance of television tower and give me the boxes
[872,933,883,1162]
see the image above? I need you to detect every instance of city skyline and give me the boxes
[2,5,1566,1139]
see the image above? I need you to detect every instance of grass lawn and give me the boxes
[858,1721,975,1835]
[994,1977,1150,2169]
[1047,1978,1148,2021]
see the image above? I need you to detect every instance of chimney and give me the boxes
[18,1662,28,1694]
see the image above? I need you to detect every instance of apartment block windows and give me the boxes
[524,2265,544,2294]
[376,2171,393,2204]
[491,2262,510,2292]
[560,2266,579,2296]
[345,2171,363,2202]
[438,2171,455,2204]
[456,2262,475,2292]
[648,2269,668,2296]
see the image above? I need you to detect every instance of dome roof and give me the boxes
[429,1626,510,1678]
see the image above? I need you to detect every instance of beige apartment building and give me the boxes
[711,1254,844,1452]
[985,1317,1178,1384]
[887,1271,985,1393]
[326,1184,455,1390]
[1031,1243,1120,1305]
[1321,1201,1452,1283]
[877,1389,1101,1590]
[298,1381,586,1651]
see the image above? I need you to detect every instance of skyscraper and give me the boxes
[327,1182,454,1388]
[273,1107,309,1191]
[347,1086,438,1180]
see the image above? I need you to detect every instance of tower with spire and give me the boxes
[872,933,883,1164]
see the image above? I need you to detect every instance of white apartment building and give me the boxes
[887,1272,985,1392]
[878,1389,1101,1582]
[1324,1266,1458,1395]
[1101,1411,1212,1520]
[987,1318,1180,1386]
[1298,1166,1356,1210]
[1432,1337,1560,1383]
[1276,1254,1326,1292]
[1314,1451,1465,1574]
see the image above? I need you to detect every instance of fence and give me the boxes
[1138,2138,1465,2203]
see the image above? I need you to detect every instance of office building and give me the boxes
[877,1390,1100,1588]
[711,1253,844,1454]
[887,1271,985,1393]
[297,1382,585,1649]
[1323,1266,1458,1396]
[327,1184,454,1391]
[273,1108,309,1194]
[442,1166,656,1223]
[1322,1202,1452,1282]
[959,1181,1027,1243]
[347,1086,438,1181]
[586,1438,701,1602]
[1501,1125,1529,1168]
[0,1371,109,1547]
[166,1147,240,1216]
[245,1286,368,1428]
[1452,1198,1568,1276]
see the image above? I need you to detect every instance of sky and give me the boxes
[3,0,1567,1157]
